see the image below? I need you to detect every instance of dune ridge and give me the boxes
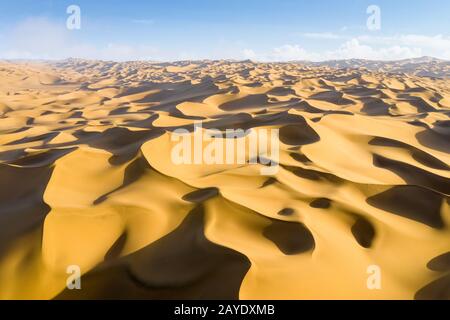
[0,59,449,299]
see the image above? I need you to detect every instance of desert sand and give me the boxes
[0,58,449,299]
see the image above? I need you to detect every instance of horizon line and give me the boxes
[1,55,448,64]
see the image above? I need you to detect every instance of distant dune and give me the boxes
[0,59,449,299]
[303,56,450,78]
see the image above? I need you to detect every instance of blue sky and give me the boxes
[0,0,449,61]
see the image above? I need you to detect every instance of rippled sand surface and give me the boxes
[0,59,449,299]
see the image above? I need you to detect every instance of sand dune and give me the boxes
[0,59,449,299]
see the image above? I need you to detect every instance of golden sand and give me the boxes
[0,59,449,299]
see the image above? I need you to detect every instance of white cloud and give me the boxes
[302,32,343,40]
[357,34,450,55]
[271,45,316,61]
[245,39,424,62]
[279,33,450,61]
[4,17,70,59]
[2,17,449,62]
[241,45,317,62]
[1,17,160,61]
[326,39,422,61]
[242,49,256,59]
[96,43,158,61]
[359,34,450,47]
[242,32,450,62]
